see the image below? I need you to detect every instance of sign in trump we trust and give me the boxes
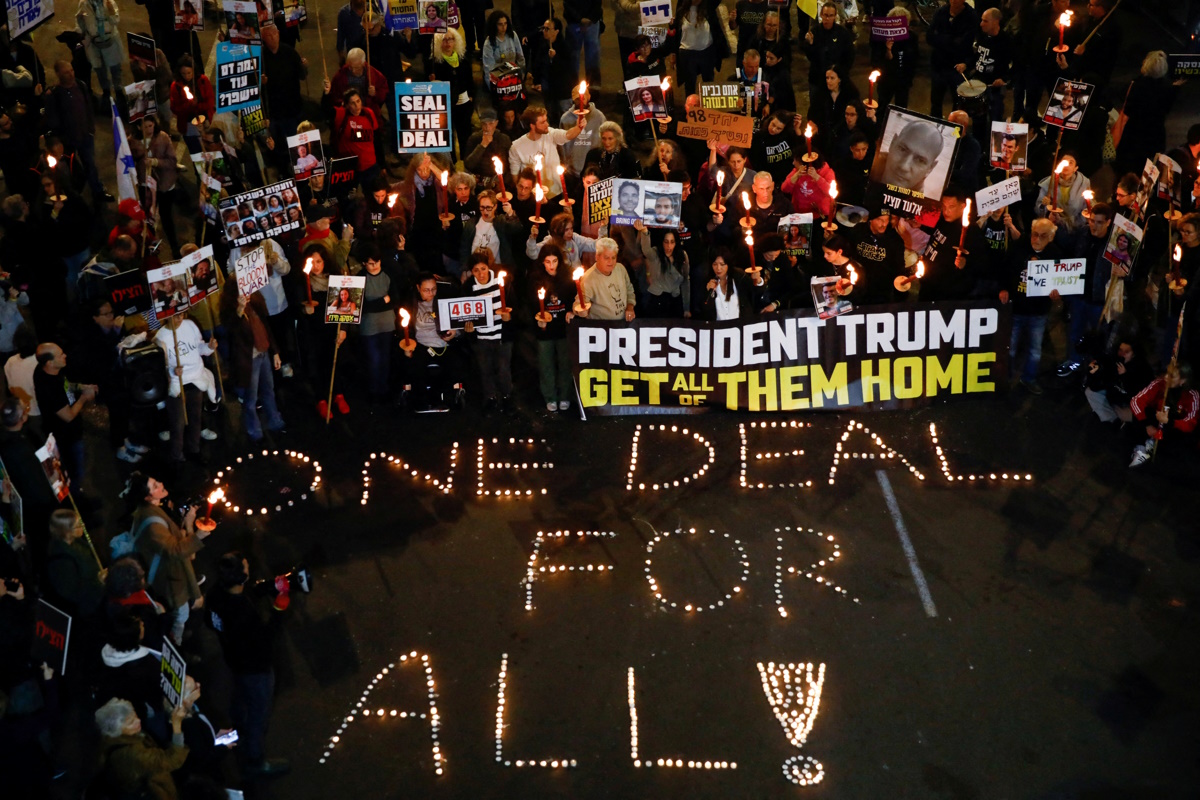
[395,81,453,153]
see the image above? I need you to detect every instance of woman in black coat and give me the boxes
[1114,51,1183,178]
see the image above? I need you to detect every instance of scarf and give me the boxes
[444,51,460,68]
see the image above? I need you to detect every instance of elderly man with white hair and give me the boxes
[329,46,389,119]
[95,697,191,800]
[574,237,637,322]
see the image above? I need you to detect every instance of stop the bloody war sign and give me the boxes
[395,81,452,153]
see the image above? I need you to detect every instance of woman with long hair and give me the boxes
[1114,50,1184,176]
[429,28,475,159]
[807,65,860,135]
[584,121,643,180]
[130,116,181,256]
[635,222,690,318]
[482,9,526,93]
[526,211,598,267]
[700,246,762,320]
[529,243,577,411]
[752,10,793,110]
[670,0,730,95]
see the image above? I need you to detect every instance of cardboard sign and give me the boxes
[989,121,1028,172]
[6,0,54,38]
[219,179,304,246]
[35,434,69,501]
[124,80,158,124]
[326,274,367,325]
[1168,53,1200,80]
[639,0,671,25]
[609,179,684,229]
[240,104,270,136]
[127,32,157,67]
[234,246,271,296]
[869,15,908,41]
[33,600,71,675]
[146,262,192,321]
[676,107,754,147]
[395,82,452,153]
[586,178,613,228]
[1025,258,1086,297]
[287,129,326,180]
[700,83,745,112]
[106,270,153,316]
[216,42,261,113]
[181,245,218,303]
[175,0,204,30]
[160,638,186,707]
[625,75,668,123]
[437,295,496,332]
[1042,78,1094,131]
[975,176,1022,215]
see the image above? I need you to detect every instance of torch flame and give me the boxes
[916,260,925,279]
[497,271,506,287]
[661,77,670,92]
[742,191,751,211]
[492,156,504,175]
[303,257,314,275]
[716,169,725,187]
[47,155,57,169]
[579,80,587,98]
[805,122,813,139]
[534,183,544,202]
[1055,159,1068,175]
[572,266,585,282]
[556,164,565,177]
[538,287,546,300]
[1058,10,1072,27]
[869,70,881,84]
[399,308,411,327]
[387,192,399,208]
[962,198,972,227]
[534,153,544,171]
[1176,245,1184,262]
[441,170,449,186]
[847,265,858,285]
[828,180,838,201]
[183,85,193,100]
[207,488,226,504]
[1082,189,1093,201]
[745,231,754,248]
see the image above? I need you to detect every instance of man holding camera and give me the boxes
[205,551,291,780]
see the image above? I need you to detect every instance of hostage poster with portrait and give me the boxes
[224,0,262,44]
[777,213,814,257]
[181,244,218,303]
[1042,78,1094,131]
[146,262,192,321]
[989,121,1027,172]
[625,75,668,123]
[1103,214,1143,270]
[35,434,69,502]
[287,129,326,180]
[175,0,203,29]
[326,275,367,325]
[124,80,158,124]
[219,179,304,246]
[1154,153,1183,204]
[866,106,962,218]
[1132,158,1160,218]
[608,179,683,229]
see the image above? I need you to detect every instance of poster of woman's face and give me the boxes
[624,77,665,123]
[224,0,262,44]
[1103,214,1143,268]
[175,0,204,30]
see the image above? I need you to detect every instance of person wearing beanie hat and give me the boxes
[463,107,514,191]
[107,199,153,249]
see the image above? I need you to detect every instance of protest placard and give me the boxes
[216,42,261,113]
[395,82,452,153]
[418,0,449,33]
[1168,53,1200,80]
[609,179,684,229]
[234,246,271,296]
[676,105,754,146]
[989,121,1028,172]
[105,270,153,316]
[33,600,71,675]
[181,245,218,303]
[1024,258,1086,297]
[224,0,261,43]
[625,76,668,123]
[638,24,668,48]
[35,434,69,502]
[778,213,814,257]
[700,83,745,112]
[975,176,1022,215]
[326,275,367,325]
[282,0,307,25]
[326,156,359,197]
[288,129,326,180]
[240,104,269,136]
[1104,214,1144,269]
[438,295,497,332]
[127,32,156,67]
[385,0,417,30]
[160,638,186,707]
[1132,158,1160,218]
[869,15,908,41]
[866,106,962,217]
[0,456,25,544]
[7,0,54,38]
[175,0,203,30]
[586,178,613,228]
[124,80,158,124]
[1154,153,1182,203]
[219,179,304,246]
[1042,78,1094,131]
[146,262,192,321]
[639,0,671,25]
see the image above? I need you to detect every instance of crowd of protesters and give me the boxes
[0,0,1197,796]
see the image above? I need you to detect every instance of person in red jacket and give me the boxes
[1128,362,1198,468]
[168,55,215,148]
[322,83,380,184]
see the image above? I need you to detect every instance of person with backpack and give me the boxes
[122,472,210,646]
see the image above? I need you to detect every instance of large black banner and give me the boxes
[572,301,1011,414]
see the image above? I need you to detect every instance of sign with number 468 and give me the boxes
[438,296,496,332]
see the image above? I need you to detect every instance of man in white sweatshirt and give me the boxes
[156,312,218,463]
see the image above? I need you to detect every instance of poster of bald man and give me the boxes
[866,106,961,217]
[1042,78,1094,131]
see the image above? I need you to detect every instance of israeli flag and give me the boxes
[111,98,140,207]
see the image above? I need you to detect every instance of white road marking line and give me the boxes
[876,470,938,618]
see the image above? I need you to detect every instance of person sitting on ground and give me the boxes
[1083,340,1154,427]
[1127,361,1198,468]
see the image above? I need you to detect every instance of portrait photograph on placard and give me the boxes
[811,275,852,320]
[175,0,204,29]
[778,213,813,257]
[287,129,326,180]
[326,275,366,325]
[224,0,261,44]
[989,121,1028,172]
[418,0,448,32]
[642,188,681,229]
[182,245,218,302]
[866,106,961,217]
[625,76,667,123]
[36,435,69,502]
[1154,153,1182,203]
[282,0,306,24]
[1133,158,1160,216]
[1103,214,1144,270]
[124,80,157,123]
[1042,78,1093,131]
[147,263,192,321]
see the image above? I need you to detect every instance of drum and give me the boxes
[956,79,989,117]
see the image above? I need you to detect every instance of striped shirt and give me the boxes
[470,270,505,341]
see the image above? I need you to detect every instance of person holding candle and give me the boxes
[527,211,598,268]
[713,172,791,243]
[463,109,515,192]
[702,146,756,231]
[464,253,516,416]
[753,111,805,186]
[560,83,606,173]
[460,190,522,276]
[574,237,637,321]
[508,105,586,198]
[397,153,452,274]
[780,150,836,219]
[295,242,354,419]
[441,172,480,276]
[1035,153,1091,230]
[821,234,868,307]
[700,247,764,321]
[529,243,577,411]
[849,205,906,305]
[920,186,986,302]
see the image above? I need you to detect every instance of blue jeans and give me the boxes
[567,22,602,86]
[232,670,275,764]
[361,331,393,399]
[243,353,285,440]
[1065,298,1103,363]
[1010,313,1047,383]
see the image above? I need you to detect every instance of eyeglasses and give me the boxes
[479,204,495,211]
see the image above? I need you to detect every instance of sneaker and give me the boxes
[280,363,294,378]
[334,394,350,414]
[1021,379,1043,395]
[201,428,218,441]
[546,401,557,412]
[1129,446,1151,468]
[203,399,222,413]
[124,439,151,455]
[558,400,570,411]
[1055,361,1081,378]
[116,446,142,464]
[158,430,171,441]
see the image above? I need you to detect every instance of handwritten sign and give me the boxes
[1025,258,1086,297]
[639,0,671,25]
[975,176,1022,215]
[677,107,754,146]
[160,638,186,707]
[234,246,270,296]
[438,295,496,332]
[33,599,72,675]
